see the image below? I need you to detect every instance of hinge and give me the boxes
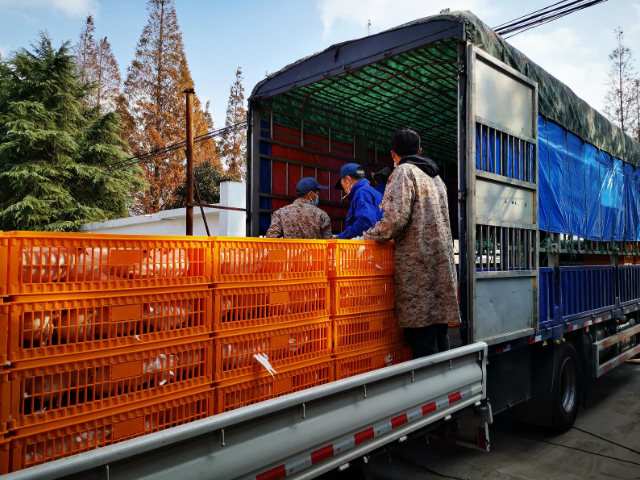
[458,190,466,202]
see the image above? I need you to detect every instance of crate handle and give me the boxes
[268,250,287,262]
[269,292,289,305]
[113,416,145,440]
[110,248,142,265]
[274,377,292,394]
[271,334,290,349]
[370,285,385,295]
[371,354,386,368]
[111,304,142,322]
[369,320,384,331]
[111,360,143,381]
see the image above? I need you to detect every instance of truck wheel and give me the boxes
[550,342,581,433]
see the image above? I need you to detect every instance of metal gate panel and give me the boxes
[466,45,539,345]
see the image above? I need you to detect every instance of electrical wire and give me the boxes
[109,120,248,169]
[572,426,640,456]
[495,0,585,34]
[504,1,609,39]
[493,0,608,39]
[493,0,572,30]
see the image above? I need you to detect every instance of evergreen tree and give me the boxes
[219,66,247,180]
[0,33,143,231]
[75,15,122,112]
[604,28,635,134]
[124,0,218,214]
[165,160,235,209]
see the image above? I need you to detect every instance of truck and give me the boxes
[7,10,640,480]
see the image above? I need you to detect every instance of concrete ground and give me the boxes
[362,359,640,480]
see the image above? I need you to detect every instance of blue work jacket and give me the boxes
[338,179,384,239]
[374,183,386,196]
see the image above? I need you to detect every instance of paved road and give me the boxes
[363,359,640,480]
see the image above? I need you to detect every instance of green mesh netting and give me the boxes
[253,11,640,166]
[259,39,459,163]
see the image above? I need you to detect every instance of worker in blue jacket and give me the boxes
[335,163,383,239]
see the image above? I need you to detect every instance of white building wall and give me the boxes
[80,182,246,237]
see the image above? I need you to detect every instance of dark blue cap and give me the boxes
[296,177,329,196]
[334,163,362,189]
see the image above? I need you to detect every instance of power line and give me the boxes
[493,0,608,39]
[109,121,248,169]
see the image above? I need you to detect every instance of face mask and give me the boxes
[311,192,319,206]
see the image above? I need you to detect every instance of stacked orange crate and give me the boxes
[211,238,333,413]
[0,232,215,474]
[328,241,411,380]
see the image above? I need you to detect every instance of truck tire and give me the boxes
[550,342,581,433]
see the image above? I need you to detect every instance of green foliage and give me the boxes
[0,33,144,231]
[165,160,237,209]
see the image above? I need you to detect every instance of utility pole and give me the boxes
[185,88,195,235]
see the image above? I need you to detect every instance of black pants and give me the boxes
[403,324,450,359]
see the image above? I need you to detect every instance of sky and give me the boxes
[0,0,639,126]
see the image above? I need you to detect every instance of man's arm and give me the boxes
[364,168,414,243]
[265,211,283,238]
[338,193,379,239]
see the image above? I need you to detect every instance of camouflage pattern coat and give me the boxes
[364,163,460,328]
[266,197,333,239]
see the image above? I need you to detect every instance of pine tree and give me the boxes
[0,33,144,231]
[124,0,217,214]
[75,16,122,112]
[604,28,635,134]
[219,67,247,180]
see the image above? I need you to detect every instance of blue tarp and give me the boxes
[600,151,614,241]
[585,143,602,240]
[613,158,625,241]
[480,116,640,241]
[568,132,586,238]
[548,121,570,234]
[538,116,550,232]
[624,163,637,241]
[535,117,640,241]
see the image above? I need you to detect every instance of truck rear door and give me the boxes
[464,45,539,345]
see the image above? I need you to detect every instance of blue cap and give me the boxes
[296,177,329,196]
[334,163,362,189]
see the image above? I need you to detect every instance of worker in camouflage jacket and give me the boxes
[364,129,460,358]
[266,177,333,239]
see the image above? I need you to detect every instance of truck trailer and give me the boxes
[8,10,640,480]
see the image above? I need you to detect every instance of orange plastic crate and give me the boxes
[334,343,412,380]
[213,237,327,283]
[0,440,8,476]
[332,310,403,355]
[0,372,9,437]
[216,359,333,413]
[214,319,332,382]
[7,337,212,430]
[7,387,213,473]
[328,240,394,277]
[331,277,395,316]
[3,231,211,295]
[2,287,212,363]
[213,280,330,332]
